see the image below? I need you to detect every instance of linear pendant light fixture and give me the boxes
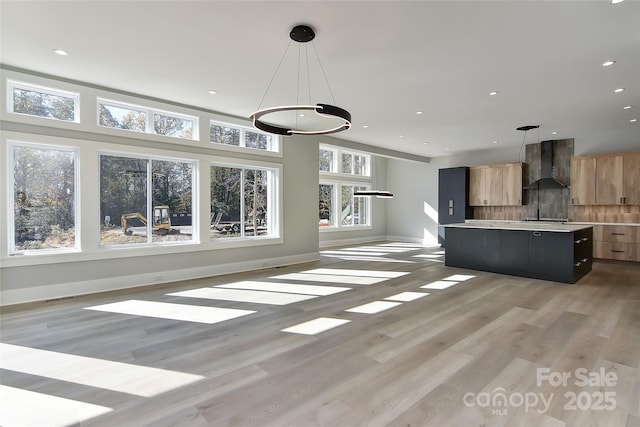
[354,157,394,199]
[250,25,352,136]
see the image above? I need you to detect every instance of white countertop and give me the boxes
[444,220,593,233]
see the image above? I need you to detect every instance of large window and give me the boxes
[11,143,77,253]
[210,164,275,239]
[210,122,277,152]
[8,80,79,122]
[100,154,194,246]
[98,99,197,140]
[319,145,371,229]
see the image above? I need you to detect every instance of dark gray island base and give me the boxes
[444,222,593,284]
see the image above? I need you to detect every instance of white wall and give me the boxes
[385,158,440,245]
[0,69,321,305]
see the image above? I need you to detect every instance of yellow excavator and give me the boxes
[121,206,171,235]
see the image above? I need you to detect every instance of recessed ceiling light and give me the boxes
[423,141,429,145]
[54,49,68,56]
[602,60,616,67]
[610,0,624,4]
[416,111,423,115]
[551,131,558,135]
[399,135,404,138]
[623,105,632,110]
[299,113,305,117]
[208,90,217,95]
[489,91,499,96]
[631,119,638,123]
[493,140,498,144]
[614,88,625,93]
[445,147,451,151]
[363,125,369,128]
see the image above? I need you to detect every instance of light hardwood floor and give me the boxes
[1,242,639,427]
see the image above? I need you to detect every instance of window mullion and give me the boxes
[146,160,153,243]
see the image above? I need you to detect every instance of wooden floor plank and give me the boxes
[1,242,638,426]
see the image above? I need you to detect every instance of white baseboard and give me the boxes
[0,252,320,307]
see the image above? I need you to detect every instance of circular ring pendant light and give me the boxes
[250,25,352,136]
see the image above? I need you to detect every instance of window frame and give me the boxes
[210,120,280,153]
[97,98,199,141]
[7,80,80,123]
[98,150,198,248]
[210,161,280,242]
[8,140,80,255]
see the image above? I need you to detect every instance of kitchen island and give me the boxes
[444,221,593,284]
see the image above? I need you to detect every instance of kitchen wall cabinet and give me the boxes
[596,155,623,205]
[571,157,596,205]
[469,163,523,207]
[623,151,640,205]
[572,150,640,206]
[502,163,524,206]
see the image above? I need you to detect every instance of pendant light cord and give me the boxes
[256,39,292,111]
[311,42,337,105]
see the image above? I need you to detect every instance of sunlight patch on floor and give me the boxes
[168,288,317,305]
[320,250,389,256]
[384,292,430,302]
[281,317,351,335]
[0,385,113,427]
[320,254,416,263]
[444,274,476,281]
[421,280,461,290]
[85,299,255,323]
[346,301,402,314]
[304,268,409,279]
[0,343,204,397]
[216,281,350,296]
[269,273,385,285]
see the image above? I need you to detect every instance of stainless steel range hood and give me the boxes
[526,140,568,189]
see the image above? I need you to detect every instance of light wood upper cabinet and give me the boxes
[486,166,503,206]
[623,151,640,204]
[571,157,596,205]
[469,163,522,206]
[469,166,486,206]
[596,155,623,205]
[571,150,640,205]
[502,163,524,206]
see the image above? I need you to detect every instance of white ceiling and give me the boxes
[1,0,639,158]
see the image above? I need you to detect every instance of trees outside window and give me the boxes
[100,155,194,246]
[210,121,276,152]
[98,99,197,140]
[12,144,76,252]
[10,81,79,122]
[319,145,371,229]
[211,165,273,239]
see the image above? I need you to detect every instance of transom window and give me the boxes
[98,99,197,140]
[319,145,371,229]
[8,80,79,122]
[210,121,277,152]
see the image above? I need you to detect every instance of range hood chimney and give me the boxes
[527,140,568,189]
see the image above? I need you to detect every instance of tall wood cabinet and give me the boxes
[570,157,596,205]
[595,155,623,205]
[469,163,524,206]
[623,151,640,204]
[572,150,640,205]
